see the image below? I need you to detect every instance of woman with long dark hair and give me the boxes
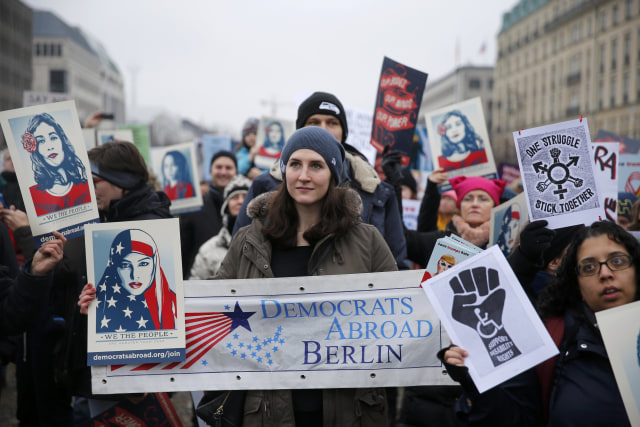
[440,220,639,426]
[436,110,487,170]
[22,112,90,215]
[216,126,397,427]
[161,149,194,200]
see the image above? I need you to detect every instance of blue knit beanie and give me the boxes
[279,127,345,184]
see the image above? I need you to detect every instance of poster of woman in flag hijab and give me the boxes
[85,218,185,365]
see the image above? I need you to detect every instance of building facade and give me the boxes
[31,10,125,123]
[492,0,640,164]
[420,65,495,131]
[0,0,32,113]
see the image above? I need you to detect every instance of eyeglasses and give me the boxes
[576,254,633,277]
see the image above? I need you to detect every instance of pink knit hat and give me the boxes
[441,190,457,202]
[449,176,507,208]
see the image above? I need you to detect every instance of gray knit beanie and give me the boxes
[279,127,345,184]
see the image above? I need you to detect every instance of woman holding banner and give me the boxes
[215,126,397,427]
[22,112,91,216]
[440,220,639,426]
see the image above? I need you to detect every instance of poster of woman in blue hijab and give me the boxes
[85,219,185,365]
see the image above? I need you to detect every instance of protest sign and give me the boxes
[422,246,558,393]
[592,142,619,223]
[97,129,135,146]
[151,142,203,215]
[619,154,640,197]
[422,236,481,282]
[78,392,183,427]
[0,100,99,247]
[254,117,295,170]
[402,199,420,230]
[22,90,71,107]
[594,129,640,154]
[85,219,186,366]
[345,107,377,166]
[119,124,151,164]
[424,97,497,188]
[595,300,640,426]
[91,270,456,393]
[371,57,428,165]
[498,162,521,186]
[413,125,434,172]
[489,192,529,258]
[201,134,233,183]
[514,118,604,229]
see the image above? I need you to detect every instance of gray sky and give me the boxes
[23,0,518,137]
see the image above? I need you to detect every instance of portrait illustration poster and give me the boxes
[254,117,295,170]
[488,192,529,258]
[85,219,186,366]
[596,300,640,425]
[151,142,203,215]
[423,236,481,282]
[422,246,558,393]
[201,134,232,183]
[514,118,604,229]
[370,56,428,165]
[96,129,134,146]
[591,142,619,223]
[0,100,99,247]
[424,97,497,184]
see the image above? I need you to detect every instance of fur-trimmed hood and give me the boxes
[246,188,363,223]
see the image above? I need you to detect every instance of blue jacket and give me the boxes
[232,153,409,269]
[443,306,631,426]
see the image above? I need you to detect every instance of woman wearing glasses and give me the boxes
[439,221,638,426]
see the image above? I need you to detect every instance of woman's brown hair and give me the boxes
[262,179,360,248]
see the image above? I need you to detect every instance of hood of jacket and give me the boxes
[104,183,172,222]
[246,187,363,224]
[268,151,380,194]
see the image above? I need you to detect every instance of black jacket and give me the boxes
[440,305,631,426]
[63,184,172,397]
[179,186,224,278]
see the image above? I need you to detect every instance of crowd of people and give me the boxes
[0,90,638,426]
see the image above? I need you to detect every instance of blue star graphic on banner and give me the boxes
[223,301,255,332]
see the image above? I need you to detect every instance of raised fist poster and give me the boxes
[514,118,604,229]
[0,101,99,247]
[422,246,558,393]
[370,56,428,165]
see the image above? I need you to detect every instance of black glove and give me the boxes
[381,146,404,188]
[449,267,521,367]
[517,220,555,264]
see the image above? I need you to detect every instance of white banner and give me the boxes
[92,270,456,394]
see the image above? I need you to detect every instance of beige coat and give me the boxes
[215,189,397,427]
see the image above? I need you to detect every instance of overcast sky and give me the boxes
[23,0,518,137]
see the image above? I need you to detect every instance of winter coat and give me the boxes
[179,185,224,278]
[216,189,397,427]
[232,152,409,269]
[441,304,631,426]
[0,267,53,336]
[189,225,232,280]
[64,183,172,397]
